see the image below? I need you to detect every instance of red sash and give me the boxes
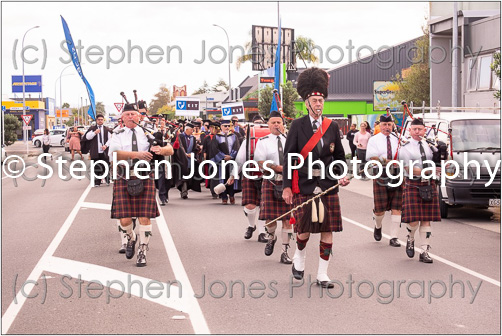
[292,118,332,194]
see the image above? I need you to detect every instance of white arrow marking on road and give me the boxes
[342,216,501,287]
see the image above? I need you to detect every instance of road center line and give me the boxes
[342,216,501,287]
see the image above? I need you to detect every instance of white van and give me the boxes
[402,112,501,218]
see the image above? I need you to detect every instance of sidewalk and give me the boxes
[3,141,47,158]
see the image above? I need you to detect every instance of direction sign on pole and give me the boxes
[21,115,33,125]
[175,97,200,117]
[114,103,124,113]
[221,102,245,120]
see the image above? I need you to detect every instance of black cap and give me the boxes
[210,121,221,127]
[123,103,138,112]
[185,122,195,128]
[411,118,425,126]
[192,121,202,127]
[269,111,283,120]
[251,115,264,123]
[220,120,231,125]
[380,114,393,122]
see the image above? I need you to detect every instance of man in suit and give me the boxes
[282,67,350,288]
[177,122,201,198]
[83,113,111,187]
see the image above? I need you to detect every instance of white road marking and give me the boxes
[44,256,184,312]
[156,203,211,334]
[342,216,501,287]
[2,184,93,334]
[80,202,111,210]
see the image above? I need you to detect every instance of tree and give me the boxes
[257,81,301,121]
[149,85,172,115]
[157,105,176,120]
[491,52,501,99]
[4,114,22,146]
[393,29,430,106]
[62,102,70,108]
[211,79,229,92]
[95,102,105,115]
[236,35,319,70]
[192,81,211,95]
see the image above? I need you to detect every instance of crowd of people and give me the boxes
[57,68,440,288]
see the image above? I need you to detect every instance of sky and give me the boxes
[1,1,428,116]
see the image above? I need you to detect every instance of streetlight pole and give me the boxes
[22,25,39,153]
[55,64,75,128]
[213,24,232,100]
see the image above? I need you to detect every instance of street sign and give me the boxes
[2,105,5,112]
[114,103,124,113]
[21,115,33,125]
[175,97,200,117]
[23,126,32,131]
[207,97,215,101]
[221,102,244,120]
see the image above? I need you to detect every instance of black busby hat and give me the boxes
[296,67,329,101]
[411,118,425,126]
[380,114,393,122]
[123,103,138,112]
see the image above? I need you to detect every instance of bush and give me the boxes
[4,114,21,146]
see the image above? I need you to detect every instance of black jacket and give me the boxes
[82,125,111,160]
[283,116,346,195]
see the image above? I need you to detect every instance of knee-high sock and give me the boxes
[117,221,128,245]
[139,224,152,246]
[265,222,277,238]
[282,228,293,246]
[243,207,258,228]
[119,223,135,240]
[406,223,419,239]
[319,241,333,261]
[257,217,266,234]
[390,215,401,238]
[419,226,432,252]
[374,213,384,229]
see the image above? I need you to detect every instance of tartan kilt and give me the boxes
[111,177,160,219]
[241,176,261,206]
[373,179,404,213]
[401,179,441,223]
[258,180,292,220]
[292,192,342,234]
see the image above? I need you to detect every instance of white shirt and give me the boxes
[366,132,399,161]
[86,125,111,153]
[108,126,150,162]
[254,133,287,166]
[399,138,433,175]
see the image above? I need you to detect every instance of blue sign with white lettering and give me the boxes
[222,107,231,116]
[177,100,186,110]
[12,75,42,93]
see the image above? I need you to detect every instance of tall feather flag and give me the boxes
[270,18,281,114]
[61,16,96,120]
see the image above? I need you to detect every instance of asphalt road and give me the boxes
[1,150,500,334]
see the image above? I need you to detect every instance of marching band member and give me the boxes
[399,118,441,263]
[282,67,350,288]
[109,104,174,267]
[365,114,403,247]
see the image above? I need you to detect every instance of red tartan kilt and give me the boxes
[292,192,342,234]
[258,180,292,220]
[401,179,441,223]
[373,179,403,213]
[241,177,261,206]
[111,177,160,219]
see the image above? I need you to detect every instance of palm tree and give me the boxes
[236,34,319,70]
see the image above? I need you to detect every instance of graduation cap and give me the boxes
[220,120,231,126]
[192,121,202,128]
[185,122,195,129]
[210,121,221,128]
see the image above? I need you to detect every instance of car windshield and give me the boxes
[451,119,501,152]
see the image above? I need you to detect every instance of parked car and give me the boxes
[402,112,501,218]
[32,129,67,147]
[31,129,45,139]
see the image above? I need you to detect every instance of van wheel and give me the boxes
[439,188,449,219]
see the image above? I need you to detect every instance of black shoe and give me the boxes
[280,251,292,264]
[316,280,335,289]
[244,226,256,239]
[119,244,126,254]
[264,235,277,256]
[373,226,382,241]
[160,199,167,206]
[406,235,415,258]
[136,244,148,267]
[389,238,401,247]
[419,246,433,263]
[292,264,304,280]
[257,233,268,243]
[125,233,137,260]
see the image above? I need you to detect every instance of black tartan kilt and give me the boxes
[292,192,342,234]
[258,180,292,220]
[401,179,441,223]
[111,177,160,219]
[241,177,261,206]
[373,179,403,213]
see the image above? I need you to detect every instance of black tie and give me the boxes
[131,128,138,165]
[277,136,284,166]
[419,141,431,170]
[98,126,103,145]
[387,136,392,160]
[312,120,322,154]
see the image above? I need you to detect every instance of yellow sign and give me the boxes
[1,100,45,109]
[373,81,400,111]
